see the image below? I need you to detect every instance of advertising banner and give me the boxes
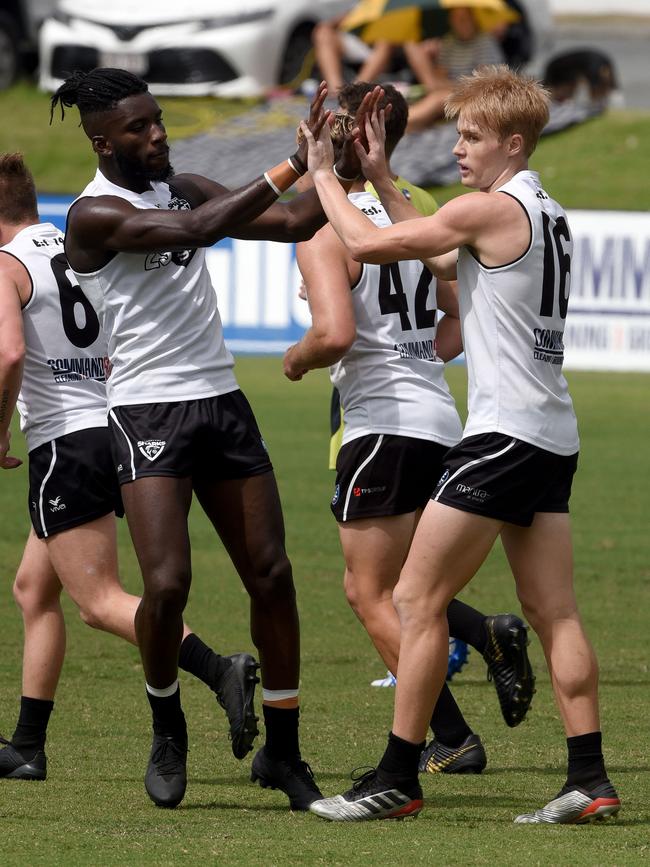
[38,197,650,371]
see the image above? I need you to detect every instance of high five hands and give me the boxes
[299,86,393,181]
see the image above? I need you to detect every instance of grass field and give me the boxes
[0,360,648,865]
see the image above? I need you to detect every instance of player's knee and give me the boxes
[144,570,192,614]
[78,602,104,630]
[518,593,577,634]
[344,574,388,623]
[248,554,295,606]
[13,567,58,614]
[393,581,444,628]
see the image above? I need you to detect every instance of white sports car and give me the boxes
[38,0,352,97]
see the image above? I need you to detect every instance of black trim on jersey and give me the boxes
[330,387,342,437]
[468,192,533,271]
[350,261,365,291]
[0,249,34,309]
[167,181,197,211]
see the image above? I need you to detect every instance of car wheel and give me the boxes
[278,23,315,88]
[0,13,20,90]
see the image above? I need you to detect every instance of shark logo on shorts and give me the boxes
[137,440,167,461]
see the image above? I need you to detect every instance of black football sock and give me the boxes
[146,684,186,739]
[10,696,54,760]
[178,632,231,688]
[429,684,473,747]
[263,705,300,761]
[378,731,424,788]
[565,731,610,790]
[447,599,488,653]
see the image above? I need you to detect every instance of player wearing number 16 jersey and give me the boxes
[303,66,619,824]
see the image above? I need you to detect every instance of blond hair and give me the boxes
[0,152,38,224]
[445,65,550,157]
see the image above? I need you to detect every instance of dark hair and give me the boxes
[50,68,149,123]
[0,153,38,224]
[337,82,408,155]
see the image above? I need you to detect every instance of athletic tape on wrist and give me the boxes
[264,159,302,196]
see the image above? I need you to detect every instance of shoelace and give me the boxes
[285,759,317,785]
[350,766,379,794]
[151,738,187,776]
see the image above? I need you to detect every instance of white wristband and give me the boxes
[287,157,304,176]
[263,172,282,197]
[333,165,356,183]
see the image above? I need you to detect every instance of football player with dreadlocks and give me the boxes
[48,67,355,811]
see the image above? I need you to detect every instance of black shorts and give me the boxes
[432,433,579,527]
[331,434,450,522]
[28,427,124,539]
[108,391,273,485]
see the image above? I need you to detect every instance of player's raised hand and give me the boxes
[299,117,335,177]
[357,107,390,186]
[295,81,331,172]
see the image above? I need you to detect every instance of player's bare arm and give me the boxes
[283,225,357,381]
[435,280,463,362]
[0,253,30,468]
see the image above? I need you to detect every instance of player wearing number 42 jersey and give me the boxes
[303,66,620,824]
[285,81,535,780]
[0,153,259,783]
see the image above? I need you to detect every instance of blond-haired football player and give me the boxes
[303,66,620,825]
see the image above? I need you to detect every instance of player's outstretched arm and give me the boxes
[305,113,485,265]
[283,226,356,381]
[66,86,333,264]
[0,254,27,469]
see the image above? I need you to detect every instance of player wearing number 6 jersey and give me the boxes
[303,66,620,824]
[0,153,259,782]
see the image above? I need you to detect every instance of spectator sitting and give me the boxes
[405,7,505,132]
[311,14,395,93]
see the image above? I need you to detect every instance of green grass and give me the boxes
[0,361,648,865]
[2,82,649,209]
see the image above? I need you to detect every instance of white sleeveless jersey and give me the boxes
[331,191,462,447]
[457,170,579,455]
[71,170,237,409]
[2,223,108,452]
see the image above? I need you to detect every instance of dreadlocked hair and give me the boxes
[50,68,149,123]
